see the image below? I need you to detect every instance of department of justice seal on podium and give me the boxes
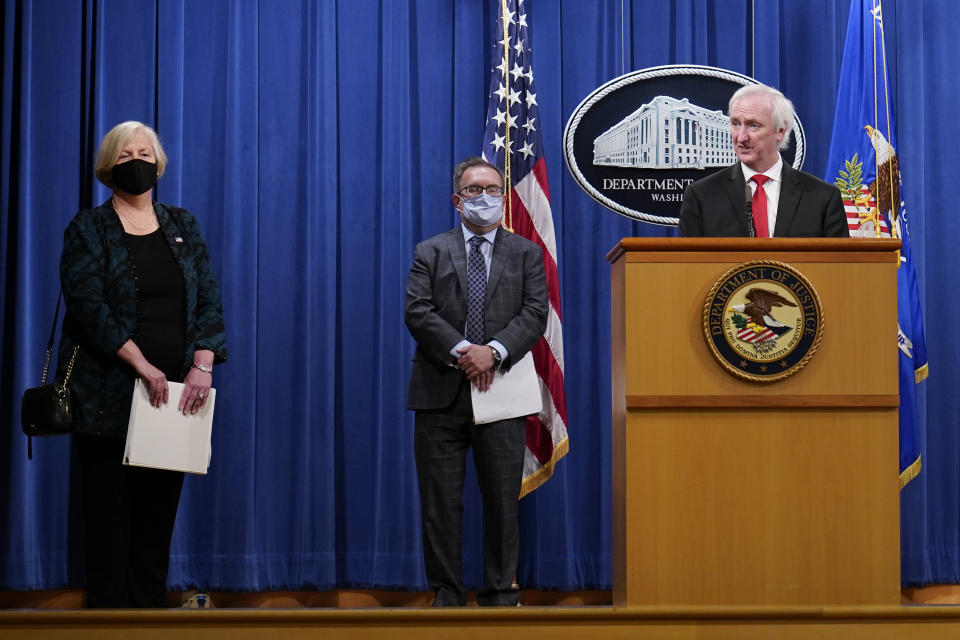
[703,260,824,382]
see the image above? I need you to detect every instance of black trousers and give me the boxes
[75,433,184,608]
[414,379,526,607]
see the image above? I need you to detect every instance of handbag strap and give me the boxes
[39,293,78,389]
[29,293,77,460]
[39,293,62,385]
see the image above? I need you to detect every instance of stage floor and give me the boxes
[6,604,960,640]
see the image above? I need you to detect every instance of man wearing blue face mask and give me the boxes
[404,156,548,607]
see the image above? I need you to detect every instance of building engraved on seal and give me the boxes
[593,96,735,170]
[702,260,824,382]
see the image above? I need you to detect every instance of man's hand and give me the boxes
[456,344,495,391]
[471,369,495,392]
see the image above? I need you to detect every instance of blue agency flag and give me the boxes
[824,0,928,487]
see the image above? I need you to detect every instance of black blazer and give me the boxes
[678,161,849,238]
[404,226,548,411]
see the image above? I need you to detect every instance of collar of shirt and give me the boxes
[741,155,784,186]
[461,224,498,274]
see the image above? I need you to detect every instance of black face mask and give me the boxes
[112,159,157,195]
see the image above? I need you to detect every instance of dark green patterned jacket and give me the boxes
[56,201,228,438]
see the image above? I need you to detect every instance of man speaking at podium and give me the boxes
[678,83,849,238]
[404,157,548,607]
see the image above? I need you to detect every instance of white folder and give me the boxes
[471,351,543,425]
[123,379,216,474]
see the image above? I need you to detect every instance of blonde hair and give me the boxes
[94,121,168,188]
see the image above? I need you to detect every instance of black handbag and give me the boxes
[20,293,79,458]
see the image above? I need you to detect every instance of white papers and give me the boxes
[123,379,216,474]
[471,351,543,425]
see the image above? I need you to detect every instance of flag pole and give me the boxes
[875,0,899,236]
[871,0,882,239]
[499,0,513,231]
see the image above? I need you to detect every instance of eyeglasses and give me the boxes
[457,184,505,198]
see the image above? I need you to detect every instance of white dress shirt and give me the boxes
[741,156,784,236]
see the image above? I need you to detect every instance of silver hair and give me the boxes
[729,84,795,150]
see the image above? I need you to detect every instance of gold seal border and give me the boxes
[701,259,825,383]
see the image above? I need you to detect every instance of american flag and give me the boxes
[843,187,891,236]
[736,324,777,344]
[482,0,568,497]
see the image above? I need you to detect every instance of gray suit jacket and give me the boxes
[678,161,849,238]
[404,225,548,411]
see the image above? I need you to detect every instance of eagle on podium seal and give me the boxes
[703,260,824,382]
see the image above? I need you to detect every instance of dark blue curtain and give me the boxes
[887,1,960,587]
[1,0,956,592]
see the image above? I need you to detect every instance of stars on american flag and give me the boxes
[482,0,542,174]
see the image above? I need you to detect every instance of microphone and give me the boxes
[744,183,755,238]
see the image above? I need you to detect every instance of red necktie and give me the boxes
[751,175,770,238]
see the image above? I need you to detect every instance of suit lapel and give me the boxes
[485,228,511,305]
[724,163,748,233]
[446,227,468,296]
[774,163,801,237]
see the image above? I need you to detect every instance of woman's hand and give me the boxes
[180,366,211,415]
[117,339,168,407]
[134,360,169,408]
[180,349,214,415]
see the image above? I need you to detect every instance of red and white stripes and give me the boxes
[510,158,569,497]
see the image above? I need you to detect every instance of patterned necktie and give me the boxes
[751,174,770,238]
[465,236,487,344]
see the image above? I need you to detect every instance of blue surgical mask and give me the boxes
[459,193,503,227]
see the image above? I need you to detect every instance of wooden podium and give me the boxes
[608,238,901,607]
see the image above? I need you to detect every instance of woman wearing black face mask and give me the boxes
[56,121,227,607]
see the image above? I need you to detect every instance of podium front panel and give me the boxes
[610,239,900,607]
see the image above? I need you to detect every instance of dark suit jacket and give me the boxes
[404,226,548,411]
[57,201,228,437]
[678,161,849,238]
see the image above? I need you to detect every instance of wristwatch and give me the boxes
[489,346,502,367]
[192,362,213,374]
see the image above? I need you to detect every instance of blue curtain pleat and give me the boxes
[1,0,956,591]
[894,0,960,587]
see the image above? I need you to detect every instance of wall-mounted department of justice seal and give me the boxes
[702,261,824,382]
[563,65,806,226]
